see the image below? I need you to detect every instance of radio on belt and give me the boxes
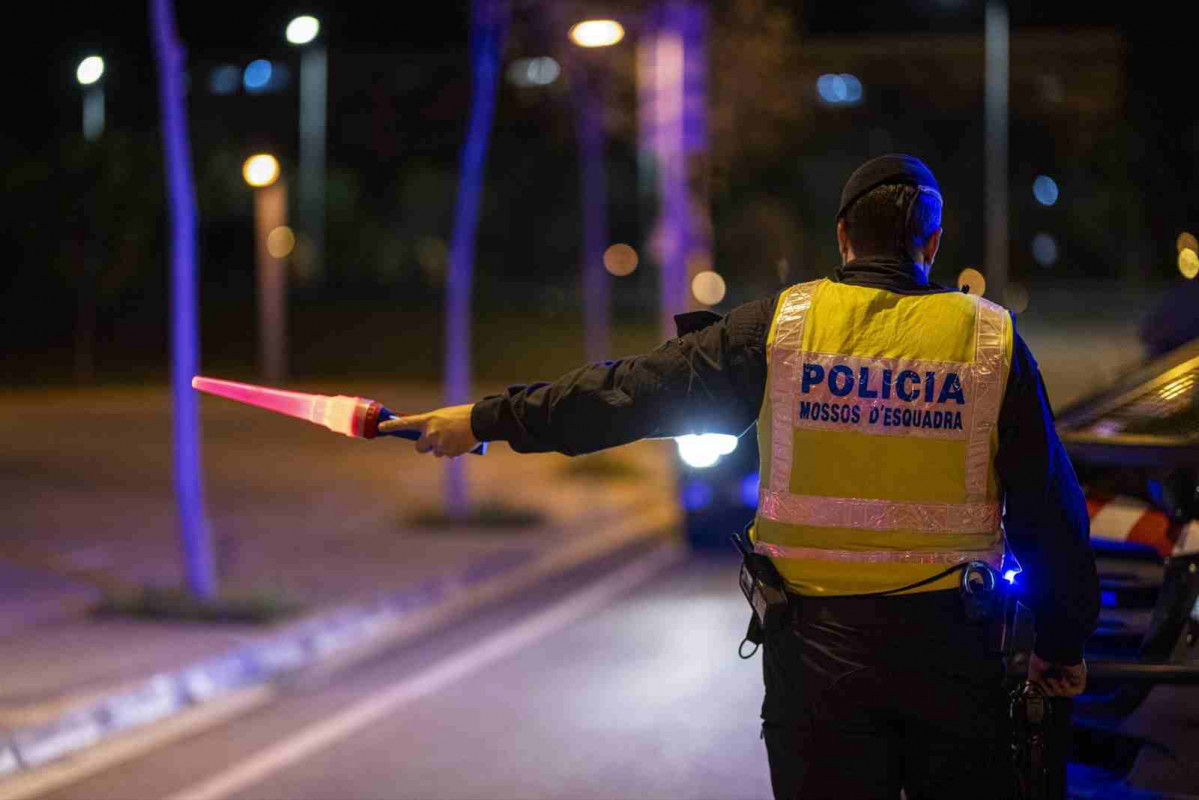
[731,526,789,644]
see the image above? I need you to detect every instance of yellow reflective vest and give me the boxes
[752,278,1014,595]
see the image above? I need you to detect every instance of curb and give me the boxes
[0,502,678,799]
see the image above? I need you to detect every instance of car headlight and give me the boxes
[675,433,738,468]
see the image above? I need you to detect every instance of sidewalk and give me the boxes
[0,382,681,790]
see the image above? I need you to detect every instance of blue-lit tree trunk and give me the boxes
[151,0,217,599]
[444,0,508,517]
[638,1,710,341]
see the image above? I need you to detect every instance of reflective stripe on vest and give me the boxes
[754,279,1012,594]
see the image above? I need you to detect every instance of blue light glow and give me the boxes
[740,472,760,507]
[682,480,714,512]
[817,74,845,103]
[1033,175,1059,206]
[842,74,862,102]
[1101,590,1118,608]
[208,65,240,95]
[243,60,273,92]
[1032,232,1058,266]
[1002,569,1018,584]
[817,74,863,106]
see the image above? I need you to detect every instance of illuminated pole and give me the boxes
[286,15,326,283]
[638,1,710,341]
[150,0,217,599]
[444,0,508,516]
[569,20,625,364]
[984,0,1009,303]
[76,56,105,142]
[244,155,289,383]
[74,55,106,383]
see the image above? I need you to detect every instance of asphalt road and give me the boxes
[36,549,774,800]
[30,546,1199,800]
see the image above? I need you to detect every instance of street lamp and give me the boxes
[76,55,105,142]
[243,154,289,382]
[285,14,319,44]
[286,14,327,284]
[569,19,625,48]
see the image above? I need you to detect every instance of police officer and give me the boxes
[381,154,1099,799]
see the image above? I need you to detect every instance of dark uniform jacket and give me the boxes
[470,255,1100,664]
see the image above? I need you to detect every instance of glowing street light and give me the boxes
[76,55,104,85]
[569,19,625,48]
[1180,248,1199,280]
[243,155,289,382]
[243,154,280,187]
[76,55,106,142]
[285,15,320,45]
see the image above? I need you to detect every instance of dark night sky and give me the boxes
[11,0,472,150]
[10,0,1192,153]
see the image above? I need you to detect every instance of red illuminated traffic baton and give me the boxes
[191,376,485,454]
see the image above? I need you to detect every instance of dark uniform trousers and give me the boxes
[761,589,1012,800]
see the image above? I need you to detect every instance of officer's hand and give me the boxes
[377,404,478,458]
[1029,653,1087,697]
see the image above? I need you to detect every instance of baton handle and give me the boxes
[376,407,486,455]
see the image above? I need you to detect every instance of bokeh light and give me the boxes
[417,236,448,281]
[527,57,560,85]
[507,57,560,87]
[740,472,760,507]
[1004,283,1030,314]
[1176,232,1198,254]
[691,271,727,306]
[267,226,296,258]
[569,20,625,48]
[1033,175,1059,206]
[817,74,863,105]
[285,15,320,45]
[291,234,317,281]
[76,56,104,86]
[1180,248,1199,280]
[957,268,986,296]
[242,154,280,187]
[1032,232,1058,266]
[208,65,240,95]
[603,243,638,276]
[243,60,273,92]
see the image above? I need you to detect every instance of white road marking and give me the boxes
[165,544,683,800]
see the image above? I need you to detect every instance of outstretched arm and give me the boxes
[379,298,777,458]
